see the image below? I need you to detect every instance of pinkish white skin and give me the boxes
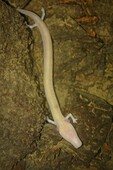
[58,120,82,148]
[17,8,82,149]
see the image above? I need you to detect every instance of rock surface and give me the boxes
[0,0,113,170]
[0,1,45,170]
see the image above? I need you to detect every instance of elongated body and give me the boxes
[17,8,82,148]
